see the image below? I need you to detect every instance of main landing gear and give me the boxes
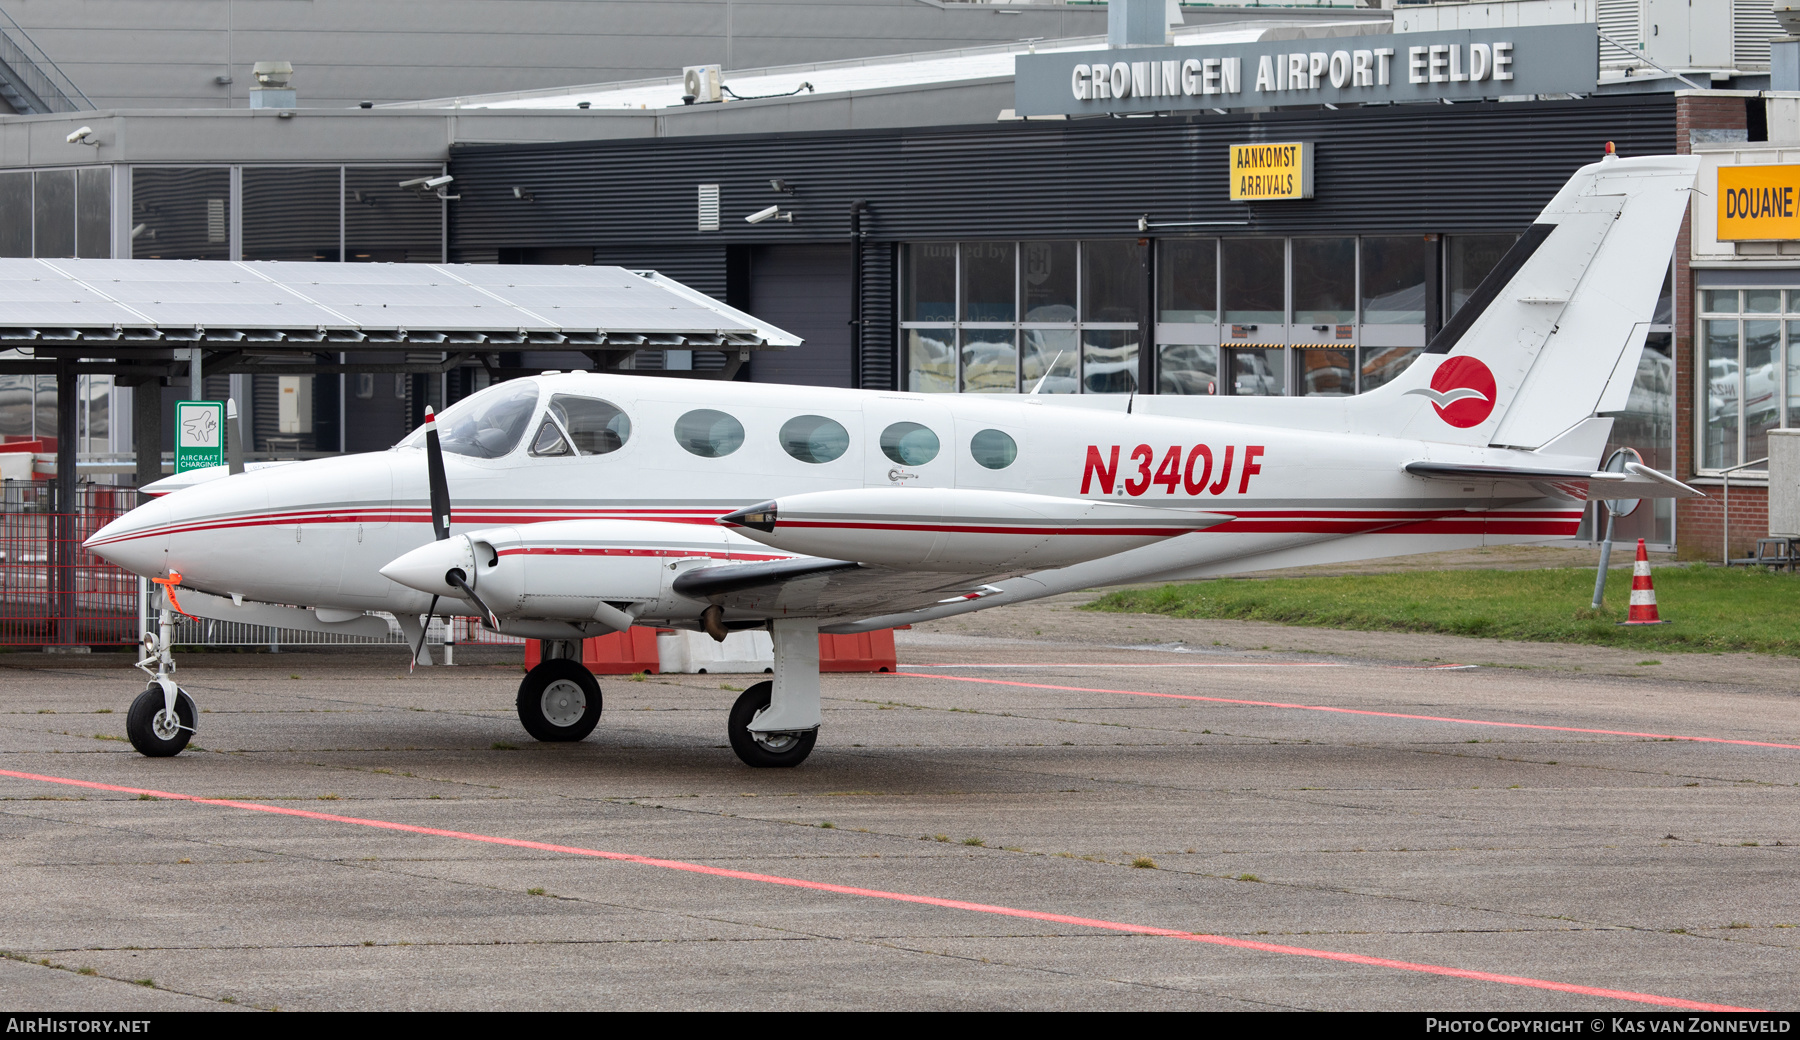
[518,622,824,769]
[126,580,198,757]
[724,619,821,768]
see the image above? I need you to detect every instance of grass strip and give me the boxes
[1083,564,1800,656]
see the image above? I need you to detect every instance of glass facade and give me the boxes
[132,167,232,260]
[900,241,1140,393]
[1156,236,1439,397]
[0,167,112,258]
[1696,288,1800,474]
[904,233,1547,398]
[120,164,445,263]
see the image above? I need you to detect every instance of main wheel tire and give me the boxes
[125,685,196,758]
[516,659,602,742]
[727,680,817,768]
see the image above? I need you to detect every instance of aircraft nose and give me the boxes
[379,536,469,596]
[84,498,172,578]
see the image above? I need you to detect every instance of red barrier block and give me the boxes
[524,627,660,675]
[526,627,897,675]
[819,629,896,673]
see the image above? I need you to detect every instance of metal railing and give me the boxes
[1720,457,1770,566]
[0,5,92,114]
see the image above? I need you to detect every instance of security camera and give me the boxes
[769,178,794,194]
[745,205,792,224]
[399,174,459,201]
[66,126,98,146]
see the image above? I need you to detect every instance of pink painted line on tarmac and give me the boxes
[0,766,1757,1012]
[904,663,1478,671]
[897,673,1800,751]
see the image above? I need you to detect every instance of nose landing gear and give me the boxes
[126,580,197,757]
[127,682,197,757]
[516,649,603,742]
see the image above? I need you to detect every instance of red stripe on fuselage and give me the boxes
[90,505,1583,547]
[495,547,792,561]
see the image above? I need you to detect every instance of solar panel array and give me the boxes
[0,259,796,347]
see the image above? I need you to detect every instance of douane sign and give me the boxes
[1229,142,1312,201]
[1718,165,1800,241]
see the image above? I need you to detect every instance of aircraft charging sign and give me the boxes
[174,400,225,474]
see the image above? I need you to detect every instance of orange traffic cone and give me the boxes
[1620,538,1667,625]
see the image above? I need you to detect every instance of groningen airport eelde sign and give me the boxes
[1012,24,1598,117]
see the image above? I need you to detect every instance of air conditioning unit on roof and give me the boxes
[683,64,723,104]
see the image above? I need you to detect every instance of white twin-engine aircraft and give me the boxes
[88,152,1703,767]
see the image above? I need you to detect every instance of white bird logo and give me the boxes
[1404,386,1490,407]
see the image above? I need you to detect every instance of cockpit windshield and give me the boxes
[397,380,540,458]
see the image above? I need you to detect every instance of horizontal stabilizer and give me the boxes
[1404,461,1703,499]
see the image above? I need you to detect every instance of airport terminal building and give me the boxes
[0,0,1791,557]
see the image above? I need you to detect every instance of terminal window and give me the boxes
[1697,287,1799,476]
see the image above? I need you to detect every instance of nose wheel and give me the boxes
[516,659,603,741]
[728,681,817,768]
[126,684,197,757]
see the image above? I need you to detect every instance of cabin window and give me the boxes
[674,408,745,458]
[779,414,850,464]
[969,429,1017,470]
[879,422,939,466]
[549,395,631,455]
[425,379,538,458]
[529,420,571,457]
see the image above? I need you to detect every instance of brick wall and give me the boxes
[1673,94,1752,558]
[1677,483,1769,561]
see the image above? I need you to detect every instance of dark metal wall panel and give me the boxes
[593,243,728,299]
[747,244,853,388]
[450,96,1676,250]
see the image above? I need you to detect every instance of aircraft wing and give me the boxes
[1403,460,1704,500]
[673,557,1018,617]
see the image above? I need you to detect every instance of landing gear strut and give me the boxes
[728,681,817,767]
[726,618,821,768]
[517,653,602,742]
[126,580,197,757]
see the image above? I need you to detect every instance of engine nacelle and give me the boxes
[719,488,1228,571]
[379,519,795,624]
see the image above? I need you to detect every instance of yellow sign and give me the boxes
[1229,142,1313,201]
[1718,165,1800,241]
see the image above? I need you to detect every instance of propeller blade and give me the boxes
[410,595,438,674]
[423,406,452,542]
[445,568,499,630]
[226,398,245,475]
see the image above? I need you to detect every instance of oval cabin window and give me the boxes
[674,409,746,458]
[779,414,850,464]
[970,428,1017,470]
[879,422,940,466]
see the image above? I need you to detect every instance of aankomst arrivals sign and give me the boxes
[1230,143,1312,201]
[1012,24,1597,116]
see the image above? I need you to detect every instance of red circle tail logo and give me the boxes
[1406,356,1496,429]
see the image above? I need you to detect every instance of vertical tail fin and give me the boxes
[1358,153,1698,450]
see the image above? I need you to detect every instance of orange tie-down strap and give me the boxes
[150,571,198,620]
